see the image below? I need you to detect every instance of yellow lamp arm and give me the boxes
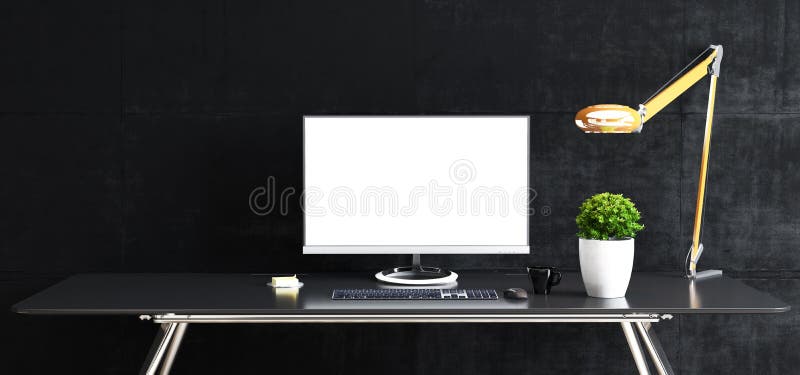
[687,73,718,278]
[638,45,723,125]
[636,44,724,278]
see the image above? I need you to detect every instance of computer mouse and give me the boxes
[503,288,528,300]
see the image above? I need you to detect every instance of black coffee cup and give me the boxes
[527,266,562,295]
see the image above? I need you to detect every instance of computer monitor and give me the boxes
[303,116,530,284]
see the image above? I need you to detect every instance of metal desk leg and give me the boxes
[635,322,674,375]
[140,323,182,375]
[159,323,188,375]
[621,322,651,375]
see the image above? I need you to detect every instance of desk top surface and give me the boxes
[12,270,789,315]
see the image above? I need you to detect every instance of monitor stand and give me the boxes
[375,254,458,285]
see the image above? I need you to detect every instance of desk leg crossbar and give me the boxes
[139,314,673,375]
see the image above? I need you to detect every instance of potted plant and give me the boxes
[576,193,644,298]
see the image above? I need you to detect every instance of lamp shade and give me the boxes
[574,104,641,133]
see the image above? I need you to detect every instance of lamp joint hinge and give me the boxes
[709,45,723,77]
[634,104,646,133]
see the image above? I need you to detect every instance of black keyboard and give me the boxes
[331,288,499,300]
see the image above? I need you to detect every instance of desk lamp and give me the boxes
[574,45,724,280]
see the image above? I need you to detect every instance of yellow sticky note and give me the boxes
[271,274,300,287]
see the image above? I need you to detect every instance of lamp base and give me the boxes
[685,243,722,280]
[686,269,723,280]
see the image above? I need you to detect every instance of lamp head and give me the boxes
[574,104,642,133]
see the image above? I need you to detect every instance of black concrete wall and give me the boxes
[2,1,798,374]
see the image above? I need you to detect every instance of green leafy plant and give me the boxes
[576,192,644,240]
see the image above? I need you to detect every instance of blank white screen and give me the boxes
[304,116,529,250]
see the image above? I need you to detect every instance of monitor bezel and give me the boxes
[301,115,531,255]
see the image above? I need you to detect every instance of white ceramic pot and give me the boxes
[579,238,634,298]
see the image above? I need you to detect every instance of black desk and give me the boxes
[13,271,789,375]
